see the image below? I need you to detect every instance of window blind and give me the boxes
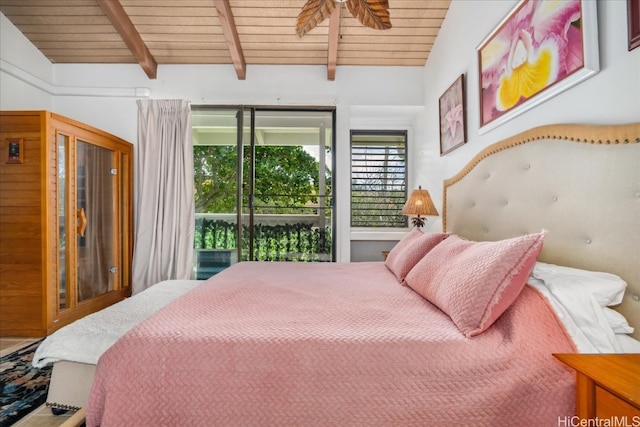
[350,131,407,227]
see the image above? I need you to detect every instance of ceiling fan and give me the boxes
[296,0,392,37]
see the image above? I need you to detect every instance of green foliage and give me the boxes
[194,218,332,262]
[194,145,331,214]
[193,145,237,212]
[253,146,316,212]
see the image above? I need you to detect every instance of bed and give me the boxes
[32,279,202,411]
[36,123,640,425]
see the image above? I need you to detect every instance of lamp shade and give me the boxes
[401,186,439,217]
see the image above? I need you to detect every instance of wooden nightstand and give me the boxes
[382,251,390,261]
[554,354,640,419]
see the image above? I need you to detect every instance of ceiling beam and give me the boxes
[213,0,246,80]
[96,0,157,79]
[327,6,340,81]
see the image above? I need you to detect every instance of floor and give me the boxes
[1,338,78,427]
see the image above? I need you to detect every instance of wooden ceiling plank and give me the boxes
[152,49,233,57]
[228,0,314,6]
[240,34,328,43]
[391,9,449,19]
[239,26,329,36]
[338,27,439,36]
[44,48,137,56]
[133,26,223,35]
[96,0,158,79]
[121,6,217,17]
[249,58,326,65]
[340,18,445,29]
[225,7,300,18]
[213,0,246,80]
[0,0,106,5]
[385,0,450,8]
[10,17,111,26]
[35,41,129,49]
[327,5,340,81]
[242,43,329,51]
[119,16,219,25]
[14,24,119,34]
[49,57,138,63]
[159,59,231,64]
[248,50,327,58]
[0,5,105,16]
[339,43,434,52]
[338,58,425,66]
[135,33,226,42]
[340,35,436,44]
[26,33,127,42]
[338,50,427,59]
[122,0,214,6]
[145,42,231,50]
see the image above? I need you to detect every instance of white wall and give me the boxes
[416,0,640,213]
[0,14,52,109]
[49,64,425,145]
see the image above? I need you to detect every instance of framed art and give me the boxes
[439,74,466,156]
[629,0,640,51]
[477,0,599,133]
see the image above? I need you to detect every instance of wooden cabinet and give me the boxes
[0,111,133,337]
[554,354,640,419]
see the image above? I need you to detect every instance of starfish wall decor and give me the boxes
[296,0,392,37]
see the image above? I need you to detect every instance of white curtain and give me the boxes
[132,99,194,294]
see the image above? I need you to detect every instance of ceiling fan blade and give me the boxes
[346,0,392,30]
[296,0,336,37]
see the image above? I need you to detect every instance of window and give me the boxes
[350,130,407,227]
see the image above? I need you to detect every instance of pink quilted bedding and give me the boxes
[87,261,576,426]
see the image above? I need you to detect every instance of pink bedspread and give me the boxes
[87,261,576,426]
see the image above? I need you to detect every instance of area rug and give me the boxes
[1,340,51,427]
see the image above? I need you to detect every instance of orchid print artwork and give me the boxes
[478,0,589,127]
[439,75,467,156]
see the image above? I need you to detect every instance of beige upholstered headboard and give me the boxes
[443,123,640,340]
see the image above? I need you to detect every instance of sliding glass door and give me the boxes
[192,107,334,277]
[192,108,243,278]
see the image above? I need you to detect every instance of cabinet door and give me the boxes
[76,140,118,301]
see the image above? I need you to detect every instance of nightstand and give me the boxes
[554,354,640,418]
[382,251,389,261]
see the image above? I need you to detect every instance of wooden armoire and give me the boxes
[0,111,133,337]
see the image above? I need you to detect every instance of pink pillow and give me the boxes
[385,229,448,283]
[405,231,546,337]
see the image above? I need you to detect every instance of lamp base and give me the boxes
[410,216,425,227]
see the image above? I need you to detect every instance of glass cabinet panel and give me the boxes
[120,152,130,289]
[76,140,116,302]
[57,134,68,310]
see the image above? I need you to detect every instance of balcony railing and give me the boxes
[194,213,332,262]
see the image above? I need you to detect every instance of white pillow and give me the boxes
[531,262,627,307]
[602,307,634,334]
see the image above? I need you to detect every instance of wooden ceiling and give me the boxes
[0,0,451,80]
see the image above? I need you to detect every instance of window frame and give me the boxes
[349,129,408,228]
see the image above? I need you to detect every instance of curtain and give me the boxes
[132,99,194,293]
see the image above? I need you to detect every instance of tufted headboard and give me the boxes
[443,123,640,340]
